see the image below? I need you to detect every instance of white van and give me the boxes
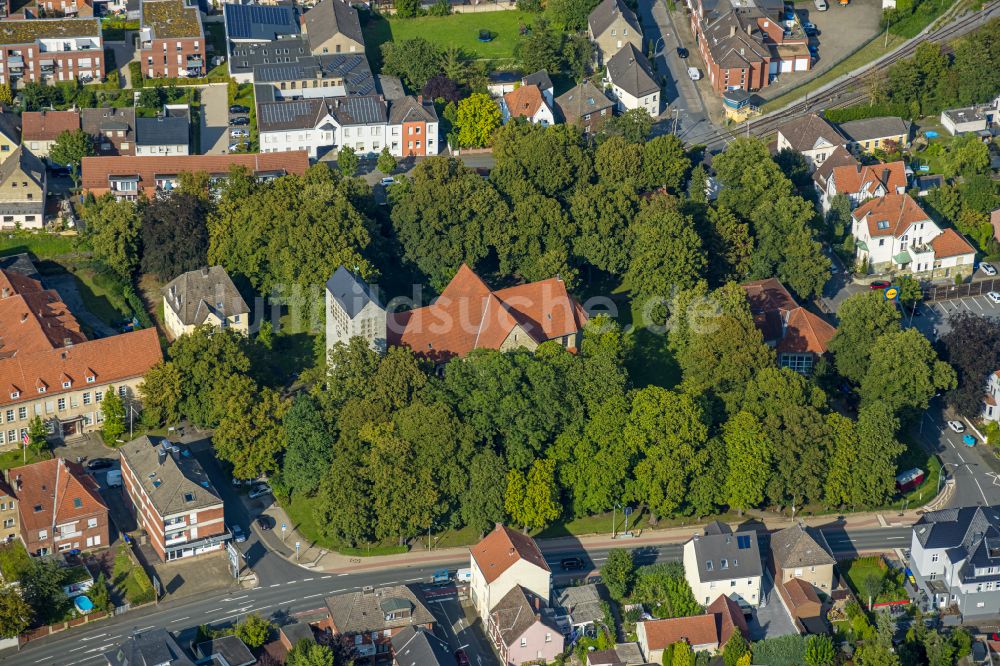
[106,469,122,488]
[687,67,701,81]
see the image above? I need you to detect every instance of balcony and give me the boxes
[164,519,187,533]
[164,532,188,546]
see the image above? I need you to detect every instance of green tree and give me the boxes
[395,0,421,16]
[828,292,901,384]
[376,146,397,175]
[81,195,141,280]
[213,379,288,480]
[641,134,691,193]
[601,549,635,600]
[595,134,644,187]
[518,459,562,531]
[26,415,47,458]
[722,632,750,666]
[166,326,251,427]
[138,362,183,427]
[803,634,835,666]
[0,587,31,638]
[704,206,753,284]
[944,133,990,177]
[282,394,332,497]
[671,641,695,666]
[545,0,600,29]
[140,192,209,281]
[603,108,653,143]
[0,84,12,105]
[101,387,126,443]
[380,38,442,89]
[461,449,508,536]
[314,458,372,547]
[50,128,95,184]
[490,121,593,198]
[515,18,566,73]
[234,613,273,650]
[286,640,336,666]
[688,164,708,204]
[20,559,68,625]
[860,328,957,416]
[455,93,502,148]
[337,146,358,177]
[570,182,638,274]
[923,630,954,666]
[89,573,112,613]
[723,411,772,514]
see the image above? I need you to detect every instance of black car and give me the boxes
[86,458,114,471]
[255,515,273,530]
[560,557,585,571]
[231,117,250,126]
[229,105,250,114]
[676,47,689,58]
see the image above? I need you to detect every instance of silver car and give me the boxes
[815,0,828,10]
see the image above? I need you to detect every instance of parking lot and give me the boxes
[908,290,1000,339]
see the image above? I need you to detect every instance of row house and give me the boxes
[7,457,109,556]
[81,106,135,156]
[851,193,976,278]
[0,17,103,86]
[138,0,204,79]
[79,151,309,198]
[21,109,80,159]
[323,585,435,663]
[119,435,228,561]
[302,0,364,56]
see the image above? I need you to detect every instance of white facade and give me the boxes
[500,99,555,126]
[682,540,762,608]
[324,267,387,355]
[470,555,552,622]
[775,133,842,171]
[386,121,440,157]
[136,142,189,156]
[983,372,1000,424]
[338,122,387,155]
[261,118,440,159]
[608,83,660,116]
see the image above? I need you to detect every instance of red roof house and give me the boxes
[741,278,836,375]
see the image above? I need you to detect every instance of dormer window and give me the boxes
[877,220,889,230]
[9,391,18,399]
[86,376,95,383]
[62,381,71,389]
[37,386,46,394]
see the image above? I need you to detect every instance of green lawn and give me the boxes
[0,233,75,260]
[0,541,32,582]
[69,266,132,327]
[0,447,51,472]
[112,544,155,605]
[283,493,409,556]
[840,556,909,605]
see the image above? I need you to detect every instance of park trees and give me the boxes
[165,326,252,427]
[380,38,443,90]
[491,122,593,198]
[80,195,141,280]
[505,458,561,532]
[860,328,956,416]
[723,411,773,514]
[461,449,508,536]
[828,292,901,384]
[138,362,183,427]
[282,394,333,497]
[825,407,906,509]
[570,183,637,274]
[455,93,502,148]
[140,191,209,281]
[213,378,288,480]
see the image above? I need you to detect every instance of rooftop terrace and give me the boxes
[142,0,202,40]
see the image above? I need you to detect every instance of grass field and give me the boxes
[112,544,156,605]
[0,448,51,472]
[0,233,75,260]
[70,266,132,327]
[841,556,909,605]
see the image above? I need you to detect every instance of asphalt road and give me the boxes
[1,524,913,665]
[915,402,1000,509]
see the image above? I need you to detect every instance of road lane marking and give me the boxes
[270,584,280,588]
[406,577,422,582]
[974,476,990,504]
[70,646,87,653]
[287,580,297,585]
[204,608,223,614]
[303,593,324,599]
[886,537,905,540]
[223,595,248,602]
[957,451,966,463]
[81,634,108,642]
[35,656,54,662]
[322,575,331,579]
[169,616,190,623]
[303,578,313,581]
[338,573,349,576]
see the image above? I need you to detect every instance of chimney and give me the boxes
[201,267,209,277]
[20,313,27,323]
[157,449,167,465]
[417,95,423,105]
[1,287,8,298]
[15,475,21,491]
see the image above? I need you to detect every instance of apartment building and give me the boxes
[0,17,103,86]
[323,585,435,663]
[138,0,204,79]
[0,475,17,544]
[252,52,375,101]
[119,435,228,561]
[222,2,301,83]
[682,521,763,607]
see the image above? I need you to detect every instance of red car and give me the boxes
[869,280,891,290]
[455,649,470,666]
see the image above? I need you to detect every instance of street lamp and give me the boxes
[612,503,621,539]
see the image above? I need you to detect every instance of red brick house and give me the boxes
[0,18,104,87]
[138,0,204,79]
[8,457,109,556]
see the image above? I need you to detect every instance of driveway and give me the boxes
[105,39,136,89]
[747,573,799,640]
[200,83,231,155]
[41,272,118,338]
[423,588,497,666]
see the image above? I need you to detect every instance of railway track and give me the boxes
[680,1,1000,149]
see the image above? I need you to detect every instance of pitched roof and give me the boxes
[388,265,587,363]
[930,228,976,259]
[0,145,45,191]
[740,278,836,355]
[554,583,605,625]
[777,113,845,153]
[852,193,930,238]
[837,116,911,143]
[812,145,858,190]
[689,527,763,582]
[325,266,382,319]
[250,52,375,96]
[105,628,195,666]
[700,11,770,69]
[223,2,298,41]
[706,594,749,645]
[770,523,835,569]
[489,585,561,646]
[589,0,642,38]
[0,110,21,143]
[504,84,548,120]
[10,457,106,534]
[135,115,189,147]
[831,160,907,197]
[162,265,248,327]
[194,635,256,666]
[81,106,135,134]
[470,523,550,585]
[784,577,821,608]
[777,307,836,355]
[555,81,614,122]
[119,436,223,517]
[391,626,453,666]
[325,584,434,634]
[606,43,659,98]
[0,287,86,357]
[387,95,438,125]
[639,614,719,650]
[304,0,363,51]
[522,70,553,91]
[21,110,80,142]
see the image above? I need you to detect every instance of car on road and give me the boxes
[687,67,701,80]
[560,557,585,571]
[676,47,689,58]
[947,420,966,433]
[981,263,997,276]
[248,483,272,499]
[455,649,470,666]
[869,280,891,290]
[380,176,395,186]
[988,291,1000,305]
[231,524,246,543]
[230,128,249,138]
[963,434,977,447]
[229,105,250,114]
[87,458,114,471]
[255,515,273,530]
[231,117,250,126]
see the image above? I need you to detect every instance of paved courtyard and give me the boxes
[747,573,799,640]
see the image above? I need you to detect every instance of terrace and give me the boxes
[0,18,100,45]
[141,0,201,40]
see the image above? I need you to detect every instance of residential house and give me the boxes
[941,106,989,136]
[105,628,196,666]
[909,505,1000,619]
[914,174,944,197]
[983,371,999,424]
[119,435,228,561]
[162,266,249,340]
[821,160,908,211]
[388,265,589,365]
[323,585,435,663]
[9,457,109,555]
[470,523,552,621]
[811,144,858,199]
[135,115,189,156]
[838,116,911,154]
[741,278,836,375]
[606,43,660,116]
[21,110,80,159]
[387,95,439,157]
[0,18,103,86]
[257,95,388,158]
[487,586,565,666]
[636,595,748,663]
[555,81,614,135]
[0,475,16,544]
[194,636,256,666]
[303,0,364,55]
[80,152,309,198]
[682,521,763,607]
[279,621,316,652]
[325,265,387,355]
[586,644,648,666]
[501,84,555,126]
[769,523,836,591]
[391,626,453,666]
[587,0,642,67]
[81,107,136,156]
[775,113,846,171]
[487,71,521,97]
[851,193,976,278]
[0,259,162,443]
[138,0,205,79]
[252,52,375,101]
[554,583,605,631]
[0,145,47,230]
[522,70,554,107]
[222,2,300,83]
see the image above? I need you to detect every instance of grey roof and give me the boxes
[941,106,987,125]
[589,0,642,38]
[554,583,605,625]
[690,526,763,583]
[777,113,845,152]
[606,43,659,98]
[0,146,45,193]
[376,74,405,101]
[770,523,835,570]
[81,107,135,136]
[223,2,298,41]
[329,95,387,125]
[837,116,911,143]
[0,110,21,144]
[279,621,315,647]
[490,585,561,647]
[229,35,311,78]
[522,69,553,91]
[391,627,452,666]
[701,10,770,68]
[258,94,387,133]
[325,266,382,318]
[252,53,374,95]
[194,636,255,666]
[0,252,39,279]
[162,265,248,326]
[913,506,1000,550]
[325,585,434,634]
[555,80,613,121]
[304,0,363,52]
[105,628,195,666]
[614,643,647,665]
[135,115,189,147]
[119,436,223,518]
[0,201,44,216]
[388,95,437,125]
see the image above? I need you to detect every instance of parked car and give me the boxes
[230,128,249,138]
[814,0,828,9]
[231,117,250,126]
[106,469,122,487]
[255,515,273,530]
[248,484,272,499]
[231,524,246,543]
[947,420,966,433]
[87,458,114,471]
[380,177,395,186]
[802,21,818,34]
[988,291,1000,305]
[982,263,998,276]
[963,434,977,447]
[455,649,470,666]
[687,67,701,81]
[676,47,689,58]
[561,557,585,571]
[869,280,891,290]
[229,104,250,114]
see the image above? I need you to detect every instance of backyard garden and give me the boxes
[840,556,910,608]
